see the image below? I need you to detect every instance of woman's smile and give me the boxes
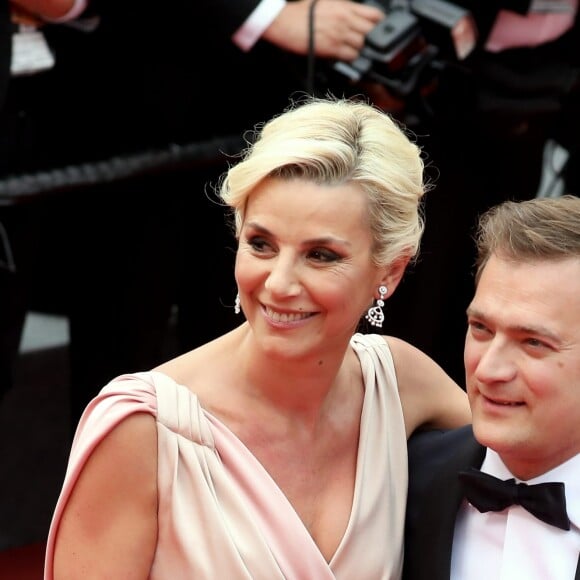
[262,304,317,325]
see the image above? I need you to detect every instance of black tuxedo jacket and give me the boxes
[403,425,580,580]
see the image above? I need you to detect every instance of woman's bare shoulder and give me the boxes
[54,412,158,577]
[382,335,470,433]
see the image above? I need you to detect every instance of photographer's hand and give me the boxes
[262,0,384,62]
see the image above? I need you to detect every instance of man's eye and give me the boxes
[468,320,490,336]
[524,337,550,350]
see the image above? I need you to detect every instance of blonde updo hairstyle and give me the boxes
[219,97,427,268]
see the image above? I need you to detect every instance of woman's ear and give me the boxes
[380,255,411,296]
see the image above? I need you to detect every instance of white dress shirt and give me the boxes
[233,0,286,51]
[11,0,90,76]
[451,449,580,580]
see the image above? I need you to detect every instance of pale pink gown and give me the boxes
[44,333,408,579]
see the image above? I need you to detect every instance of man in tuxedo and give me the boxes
[404,195,580,580]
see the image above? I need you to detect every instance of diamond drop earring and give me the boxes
[234,292,241,315]
[365,285,388,328]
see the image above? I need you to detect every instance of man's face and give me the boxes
[464,253,580,480]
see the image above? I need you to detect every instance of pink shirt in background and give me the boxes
[486,0,578,51]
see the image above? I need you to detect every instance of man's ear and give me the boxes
[380,255,411,295]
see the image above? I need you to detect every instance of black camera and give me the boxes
[331,0,478,99]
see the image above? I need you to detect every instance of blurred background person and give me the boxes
[375,0,580,386]
[0,0,386,431]
[0,0,89,397]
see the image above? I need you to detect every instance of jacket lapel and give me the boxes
[405,426,486,580]
[428,429,485,578]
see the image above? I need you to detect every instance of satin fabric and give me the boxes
[45,333,408,579]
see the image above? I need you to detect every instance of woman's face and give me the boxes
[235,176,386,360]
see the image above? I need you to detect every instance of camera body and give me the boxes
[332,0,478,98]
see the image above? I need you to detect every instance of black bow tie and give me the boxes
[458,467,570,531]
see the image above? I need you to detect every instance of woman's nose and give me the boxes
[264,255,301,297]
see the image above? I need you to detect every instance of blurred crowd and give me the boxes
[1,0,578,427]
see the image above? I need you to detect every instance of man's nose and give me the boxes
[473,339,517,384]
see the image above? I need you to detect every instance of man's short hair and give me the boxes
[474,195,580,282]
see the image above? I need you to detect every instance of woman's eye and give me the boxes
[308,248,341,263]
[248,236,271,252]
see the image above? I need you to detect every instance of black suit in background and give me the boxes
[0,0,15,395]
[403,426,580,580]
[380,6,580,386]
[0,0,10,110]
[0,0,317,429]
